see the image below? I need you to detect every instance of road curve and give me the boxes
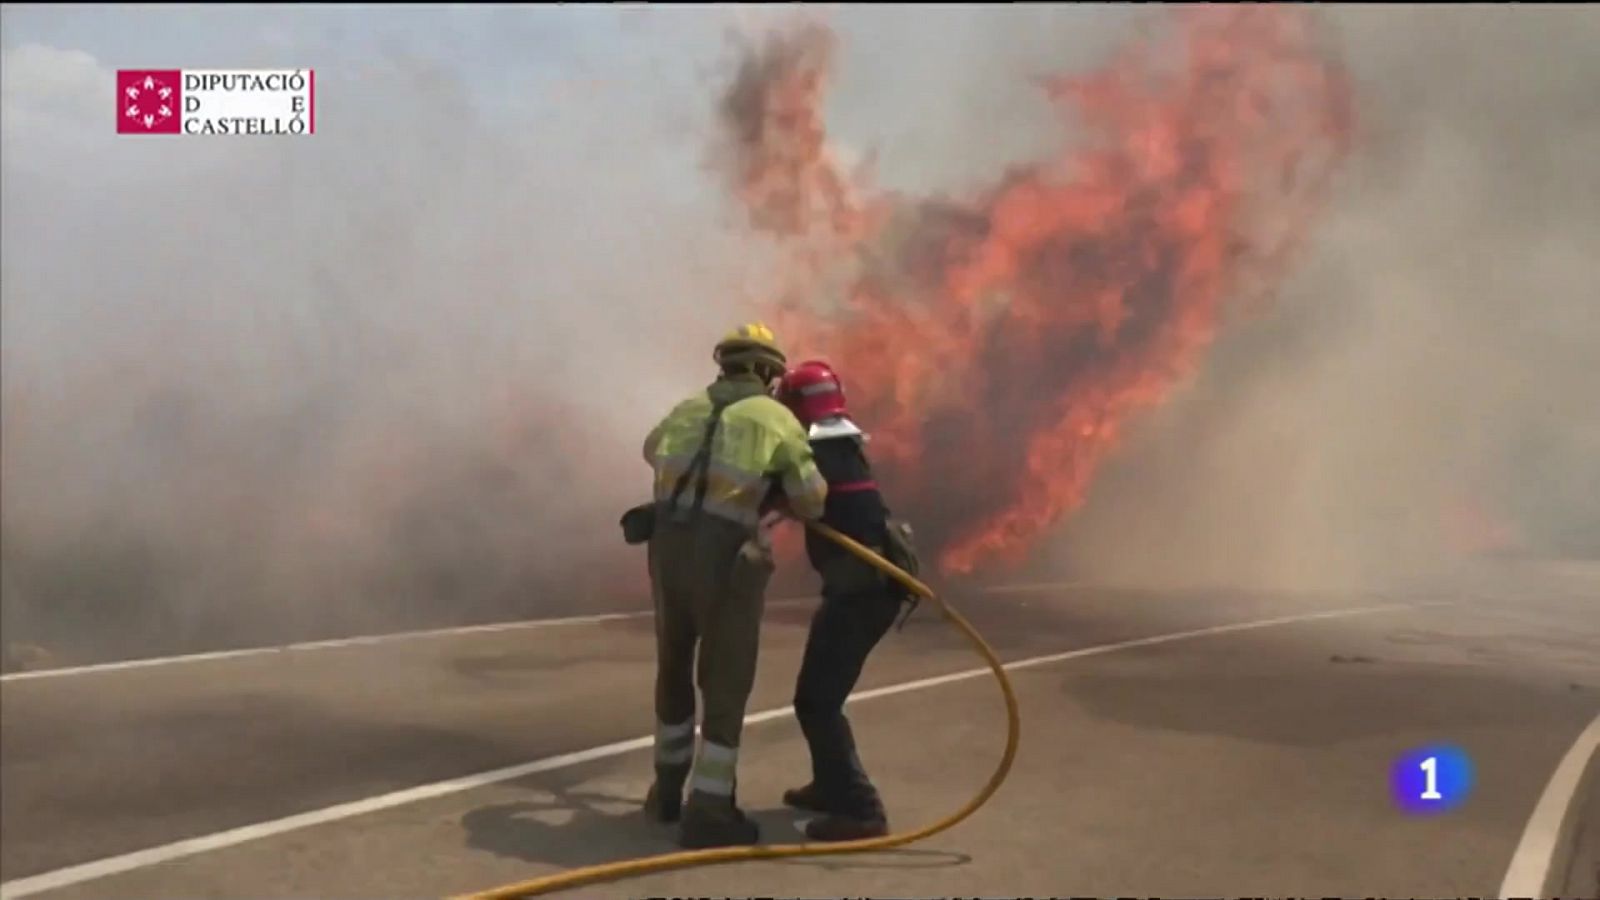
[2,574,1596,898]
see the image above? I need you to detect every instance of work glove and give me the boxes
[739,530,775,567]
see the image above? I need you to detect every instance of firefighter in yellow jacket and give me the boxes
[640,323,828,848]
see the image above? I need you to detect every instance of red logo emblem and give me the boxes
[117,70,182,134]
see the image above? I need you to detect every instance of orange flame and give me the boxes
[717,7,1354,576]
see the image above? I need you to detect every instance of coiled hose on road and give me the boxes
[452,521,1022,900]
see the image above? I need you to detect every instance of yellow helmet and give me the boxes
[713,322,787,376]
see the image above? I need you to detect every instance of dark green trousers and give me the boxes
[648,515,773,750]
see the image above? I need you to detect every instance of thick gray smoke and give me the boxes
[0,9,771,664]
[714,5,1600,591]
[1052,5,1600,591]
[3,6,1595,667]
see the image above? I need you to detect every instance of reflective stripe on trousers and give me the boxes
[654,718,695,766]
[690,739,738,796]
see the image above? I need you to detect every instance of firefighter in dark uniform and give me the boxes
[774,359,914,841]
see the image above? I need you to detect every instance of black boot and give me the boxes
[643,762,690,824]
[804,810,889,841]
[781,781,833,813]
[678,788,760,848]
[803,771,889,842]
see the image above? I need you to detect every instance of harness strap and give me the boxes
[666,397,739,519]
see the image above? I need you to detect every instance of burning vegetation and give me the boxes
[715,6,1355,575]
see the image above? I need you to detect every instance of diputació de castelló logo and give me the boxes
[116,69,314,136]
[117,70,183,134]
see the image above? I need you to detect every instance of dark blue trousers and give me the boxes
[792,587,902,817]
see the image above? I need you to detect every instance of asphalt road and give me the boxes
[2,566,1596,899]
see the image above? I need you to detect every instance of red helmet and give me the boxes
[777,359,848,426]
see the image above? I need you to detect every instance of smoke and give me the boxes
[710,7,1356,575]
[705,5,1598,591]
[3,6,1595,665]
[1052,5,1600,590]
[0,10,765,662]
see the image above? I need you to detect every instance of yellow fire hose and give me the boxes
[452,522,1021,900]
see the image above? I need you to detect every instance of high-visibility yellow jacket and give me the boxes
[643,374,827,528]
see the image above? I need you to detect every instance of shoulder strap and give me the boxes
[666,396,740,516]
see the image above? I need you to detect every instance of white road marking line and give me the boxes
[1,597,822,684]
[1498,711,1600,899]
[1,581,1089,683]
[0,612,650,683]
[0,601,1419,900]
